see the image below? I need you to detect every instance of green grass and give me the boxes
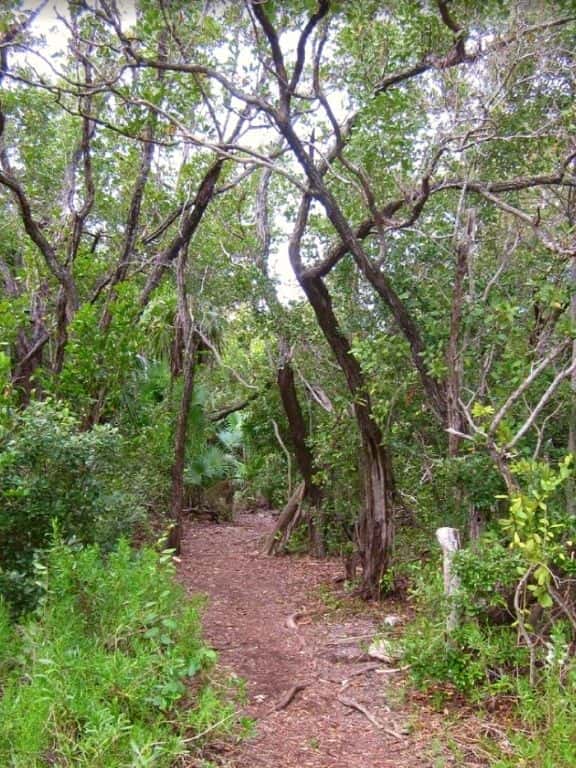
[0,540,241,767]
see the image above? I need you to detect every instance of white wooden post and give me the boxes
[436,527,461,633]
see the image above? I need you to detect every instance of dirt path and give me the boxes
[178,513,486,768]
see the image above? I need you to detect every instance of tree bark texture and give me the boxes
[166,243,197,554]
[166,329,198,554]
[277,346,324,555]
[436,526,461,633]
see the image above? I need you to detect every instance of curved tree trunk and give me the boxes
[242,7,398,596]
[297,271,395,599]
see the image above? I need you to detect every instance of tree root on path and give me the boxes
[285,609,317,629]
[326,633,378,644]
[337,695,405,740]
[342,662,383,678]
[267,683,308,714]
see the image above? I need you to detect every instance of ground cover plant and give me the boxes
[0,540,242,768]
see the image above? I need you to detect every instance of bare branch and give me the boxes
[195,327,258,391]
[489,341,571,436]
[507,360,576,450]
[0,169,77,308]
[289,0,330,94]
[250,1,290,109]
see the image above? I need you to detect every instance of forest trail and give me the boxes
[178,513,487,768]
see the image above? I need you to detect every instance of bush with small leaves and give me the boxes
[0,400,144,614]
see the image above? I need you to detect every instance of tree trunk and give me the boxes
[275,113,399,597]
[436,526,461,633]
[166,243,196,554]
[357,430,395,599]
[277,343,325,555]
[298,272,395,598]
[251,125,396,590]
[445,218,478,536]
[446,237,469,456]
[166,329,197,554]
[11,296,48,403]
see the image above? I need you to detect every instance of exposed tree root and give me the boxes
[343,662,383,678]
[285,609,317,629]
[269,683,308,714]
[261,482,305,556]
[337,696,404,740]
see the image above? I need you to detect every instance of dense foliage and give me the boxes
[1,0,575,763]
[0,541,242,767]
[0,400,143,613]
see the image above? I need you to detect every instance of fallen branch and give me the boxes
[208,381,272,422]
[326,634,379,645]
[182,709,238,742]
[378,665,410,674]
[261,481,305,555]
[343,662,382,678]
[350,664,409,677]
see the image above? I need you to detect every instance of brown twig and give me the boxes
[342,663,383,678]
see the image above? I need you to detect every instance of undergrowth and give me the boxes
[0,400,144,615]
[0,540,245,767]
[400,543,576,767]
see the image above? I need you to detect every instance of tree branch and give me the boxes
[507,360,576,450]
[489,341,571,436]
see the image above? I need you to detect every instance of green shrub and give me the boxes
[0,540,239,767]
[0,400,143,614]
[403,543,576,765]
[452,537,524,619]
[0,600,14,673]
[402,556,528,695]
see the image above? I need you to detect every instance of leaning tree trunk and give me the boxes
[253,168,326,555]
[297,272,395,599]
[278,121,399,596]
[277,344,325,555]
